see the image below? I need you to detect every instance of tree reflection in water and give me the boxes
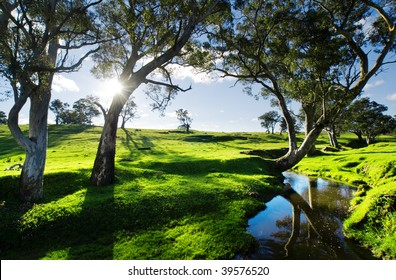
[247,172,376,259]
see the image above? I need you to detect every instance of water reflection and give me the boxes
[247,172,375,259]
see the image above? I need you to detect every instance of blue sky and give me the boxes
[1,56,396,133]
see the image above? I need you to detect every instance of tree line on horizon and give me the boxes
[48,95,138,128]
[0,0,395,202]
[258,97,396,146]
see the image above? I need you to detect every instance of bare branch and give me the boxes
[144,78,192,93]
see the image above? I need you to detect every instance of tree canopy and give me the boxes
[176,108,193,133]
[193,0,396,170]
[258,111,280,134]
[90,0,229,186]
[0,0,104,201]
[345,97,396,145]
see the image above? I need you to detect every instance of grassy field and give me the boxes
[1,125,395,259]
[293,134,396,259]
[0,125,286,259]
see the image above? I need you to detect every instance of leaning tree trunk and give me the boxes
[90,91,135,186]
[90,102,123,186]
[275,123,324,171]
[303,104,317,156]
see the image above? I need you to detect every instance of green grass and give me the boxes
[1,125,395,259]
[0,125,284,259]
[293,134,396,259]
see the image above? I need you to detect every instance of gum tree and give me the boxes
[345,98,396,145]
[258,111,281,134]
[120,98,137,129]
[0,0,103,201]
[176,108,193,133]
[90,0,228,186]
[203,0,395,171]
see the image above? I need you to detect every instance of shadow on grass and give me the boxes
[0,154,282,259]
[0,129,25,158]
[121,128,155,153]
[47,125,98,148]
[139,156,277,176]
[0,172,268,259]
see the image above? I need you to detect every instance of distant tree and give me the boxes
[50,96,102,125]
[0,110,7,124]
[176,109,193,133]
[258,111,281,134]
[120,98,138,129]
[346,98,396,145]
[59,109,79,124]
[279,114,300,136]
[279,118,287,135]
[50,99,70,125]
[72,95,101,125]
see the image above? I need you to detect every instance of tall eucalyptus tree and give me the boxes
[202,0,395,170]
[0,0,103,201]
[89,0,229,186]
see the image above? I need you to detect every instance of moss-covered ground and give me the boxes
[1,125,395,259]
[0,125,285,259]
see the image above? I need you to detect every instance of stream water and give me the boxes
[247,171,376,260]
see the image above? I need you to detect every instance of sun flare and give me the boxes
[103,78,124,96]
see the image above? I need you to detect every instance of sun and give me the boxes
[103,78,124,97]
[94,78,125,107]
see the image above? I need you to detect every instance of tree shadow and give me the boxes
[139,156,276,176]
[0,126,25,158]
[47,125,96,148]
[67,184,115,259]
[121,128,154,153]
[0,169,116,259]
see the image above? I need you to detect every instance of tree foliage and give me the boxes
[196,0,396,170]
[50,96,102,125]
[258,111,280,134]
[176,108,193,133]
[345,97,396,145]
[0,0,103,201]
[50,99,69,125]
[90,0,229,186]
[0,110,7,124]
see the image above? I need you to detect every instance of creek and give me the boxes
[247,171,376,259]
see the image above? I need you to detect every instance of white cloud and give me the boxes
[168,65,220,84]
[149,64,224,85]
[52,74,80,93]
[165,111,177,118]
[387,93,396,101]
[364,80,384,90]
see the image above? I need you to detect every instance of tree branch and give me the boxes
[144,78,192,93]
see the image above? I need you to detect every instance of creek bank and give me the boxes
[293,145,396,259]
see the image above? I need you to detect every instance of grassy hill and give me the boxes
[0,125,286,259]
[1,125,395,259]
